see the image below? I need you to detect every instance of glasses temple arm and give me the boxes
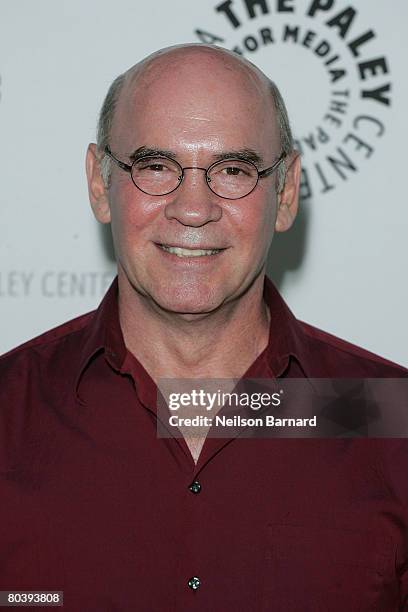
[104,146,133,173]
[258,152,287,178]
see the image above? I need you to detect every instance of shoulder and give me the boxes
[0,311,97,471]
[0,310,96,392]
[298,320,407,377]
[1,310,95,360]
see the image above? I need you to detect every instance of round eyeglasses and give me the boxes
[104,146,286,200]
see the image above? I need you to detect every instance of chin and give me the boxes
[151,286,224,316]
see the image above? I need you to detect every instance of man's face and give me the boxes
[100,51,282,315]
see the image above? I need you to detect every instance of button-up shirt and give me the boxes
[1,276,407,611]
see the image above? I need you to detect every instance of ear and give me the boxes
[274,151,301,233]
[85,143,111,224]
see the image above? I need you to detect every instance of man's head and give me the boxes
[86,44,300,316]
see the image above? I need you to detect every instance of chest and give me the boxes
[0,421,405,611]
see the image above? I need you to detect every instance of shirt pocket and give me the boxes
[261,523,394,612]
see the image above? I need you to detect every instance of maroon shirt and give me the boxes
[1,276,407,611]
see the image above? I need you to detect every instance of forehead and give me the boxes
[111,50,279,156]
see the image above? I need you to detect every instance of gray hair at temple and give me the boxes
[96,59,294,194]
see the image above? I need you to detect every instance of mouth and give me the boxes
[156,244,226,258]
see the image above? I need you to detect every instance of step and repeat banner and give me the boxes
[0,0,407,365]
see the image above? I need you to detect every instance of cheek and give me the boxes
[108,183,163,246]
[226,192,276,251]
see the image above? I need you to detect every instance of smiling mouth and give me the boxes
[157,244,225,258]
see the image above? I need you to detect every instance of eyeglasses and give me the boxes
[104,146,286,200]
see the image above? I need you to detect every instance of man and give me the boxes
[0,44,407,611]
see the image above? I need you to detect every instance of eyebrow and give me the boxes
[212,149,264,166]
[128,146,265,167]
[129,146,176,162]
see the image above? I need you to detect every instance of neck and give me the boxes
[118,271,271,383]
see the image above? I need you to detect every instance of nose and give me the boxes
[164,168,222,226]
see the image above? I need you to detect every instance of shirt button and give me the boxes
[189,481,201,494]
[188,576,201,591]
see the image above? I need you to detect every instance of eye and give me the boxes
[134,156,179,173]
[140,163,167,172]
[224,166,243,176]
[213,161,253,178]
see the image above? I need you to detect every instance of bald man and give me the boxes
[1,44,407,611]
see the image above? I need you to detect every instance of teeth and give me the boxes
[159,245,221,257]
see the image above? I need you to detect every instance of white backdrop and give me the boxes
[0,0,407,366]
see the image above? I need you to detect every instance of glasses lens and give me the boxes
[207,160,258,199]
[131,156,181,195]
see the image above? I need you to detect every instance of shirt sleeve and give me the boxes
[376,439,408,609]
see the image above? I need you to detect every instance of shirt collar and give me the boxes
[74,275,312,403]
[260,276,312,377]
[74,276,127,404]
